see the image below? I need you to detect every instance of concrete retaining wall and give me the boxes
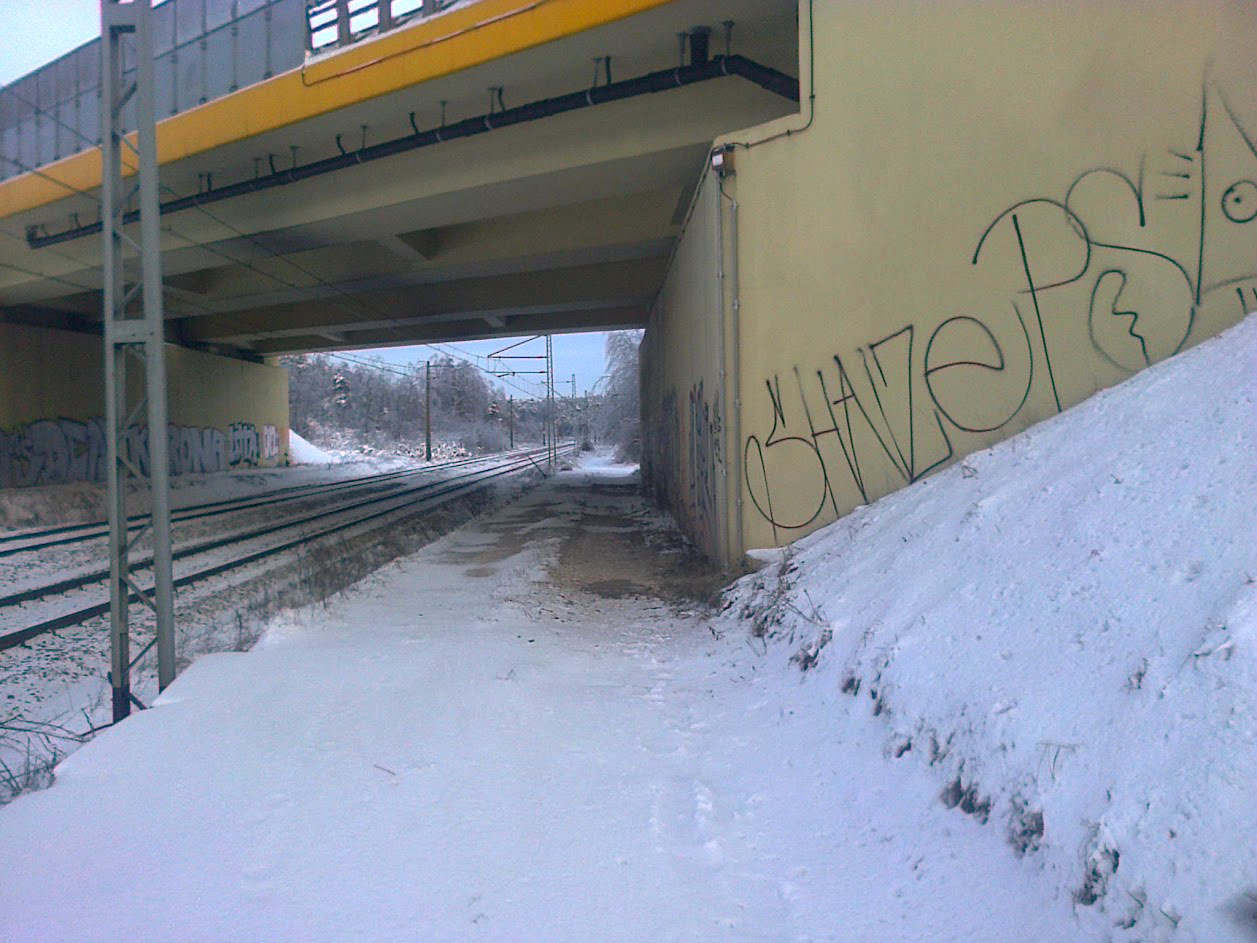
[641,172,729,560]
[642,0,1257,563]
[0,323,289,488]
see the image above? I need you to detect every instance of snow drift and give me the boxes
[722,314,1257,939]
[287,430,336,464]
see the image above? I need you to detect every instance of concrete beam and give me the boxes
[377,231,439,262]
[0,0,685,219]
[163,238,674,321]
[211,297,651,345]
[182,256,668,345]
[249,305,648,356]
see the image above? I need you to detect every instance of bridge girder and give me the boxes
[0,0,800,352]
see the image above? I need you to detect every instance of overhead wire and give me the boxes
[0,150,552,394]
[329,349,549,401]
[0,230,102,296]
[0,144,241,322]
[0,96,554,399]
[0,36,576,401]
[0,76,565,377]
[0,106,415,337]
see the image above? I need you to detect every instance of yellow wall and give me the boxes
[644,0,1257,561]
[642,171,729,559]
[0,323,289,488]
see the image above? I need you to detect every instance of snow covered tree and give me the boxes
[599,331,641,461]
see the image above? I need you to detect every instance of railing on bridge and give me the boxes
[0,0,475,184]
[306,1,466,53]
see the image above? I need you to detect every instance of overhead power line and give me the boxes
[0,79,556,371]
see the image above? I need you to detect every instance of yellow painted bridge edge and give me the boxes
[0,0,675,220]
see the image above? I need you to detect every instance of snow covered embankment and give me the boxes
[722,315,1257,940]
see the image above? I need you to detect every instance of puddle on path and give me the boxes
[439,473,726,607]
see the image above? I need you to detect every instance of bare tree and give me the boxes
[283,354,533,455]
[598,331,642,461]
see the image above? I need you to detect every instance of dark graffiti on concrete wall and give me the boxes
[170,425,229,478]
[229,422,260,467]
[745,78,1257,543]
[745,327,958,537]
[0,417,284,488]
[651,390,682,511]
[229,422,283,467]
[0,418,110,489]
[645,380,726,551]
[688,380,723,545]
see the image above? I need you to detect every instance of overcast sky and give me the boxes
[0,1,623,398]
[0,2,104,85]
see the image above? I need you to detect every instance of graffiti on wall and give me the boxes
[745,78,1257,543]
[687,380,723,545]
[745,327,957,536]
[652,390,682,511]
[170,425,229,477]
[0,418,109,489]
[262,424,280,461]
[644,380,726,549]
[229,422,260,467]
[0,417,283,488]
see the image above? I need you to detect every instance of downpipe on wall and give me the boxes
[719,178,742,568]
[714,171,729,565]
[712,0,811,565]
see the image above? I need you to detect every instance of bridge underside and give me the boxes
[0,0,800,357]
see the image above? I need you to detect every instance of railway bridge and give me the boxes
[2,0,1255,569]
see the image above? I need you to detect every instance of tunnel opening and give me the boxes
[0,0,801,746]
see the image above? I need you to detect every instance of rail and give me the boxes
[0,446,509,558]
[0,442,574,651]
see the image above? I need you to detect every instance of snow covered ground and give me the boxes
[723,315,1257,940]
[0,451,547,805]
[0,457,1076,942]
[0,430,505,532]
[0,450,413,531]
[0,315,1253,941]
[292,424,485,467]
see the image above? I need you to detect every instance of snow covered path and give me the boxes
[0,457,1077,942]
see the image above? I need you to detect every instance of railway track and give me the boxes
[0,447,532,559]
[0,443,573,652]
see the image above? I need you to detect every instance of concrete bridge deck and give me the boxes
[0,0,800,356]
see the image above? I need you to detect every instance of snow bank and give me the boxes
[287,430,335,464]
[0,458,1084,941]
[568,449,641,481]
[722,315,1257,939]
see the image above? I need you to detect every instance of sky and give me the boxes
[0,2,622,399]
[0,2,102,86]
[342,332,622,401]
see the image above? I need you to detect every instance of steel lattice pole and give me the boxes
[102,0,176,721]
